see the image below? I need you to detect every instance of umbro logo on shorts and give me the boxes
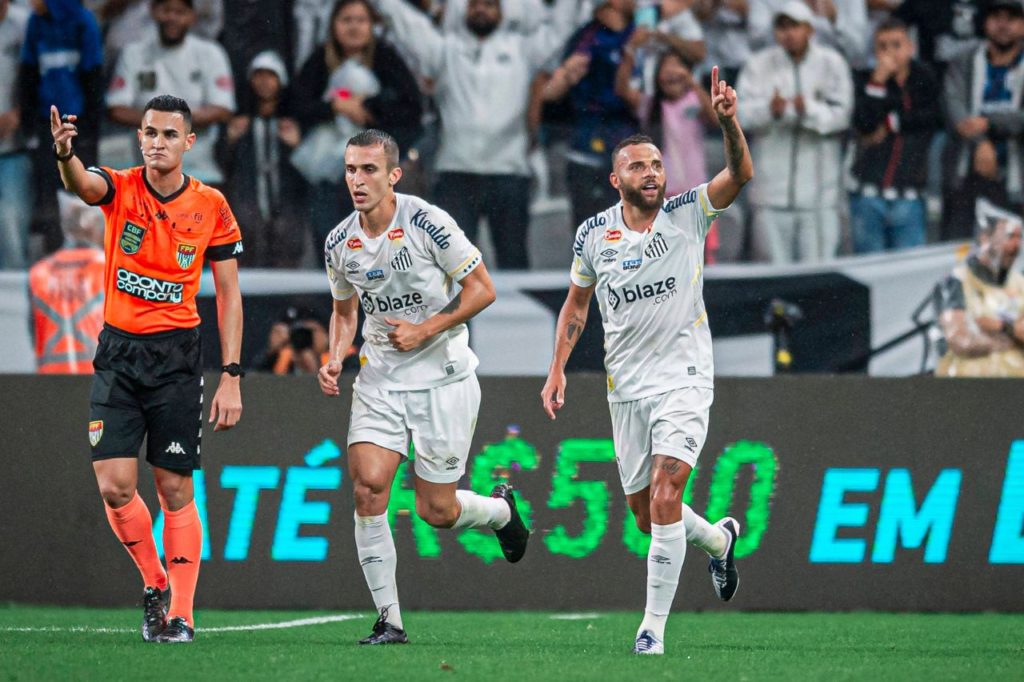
[165,442,187,455]
[650,554,672,565]
[445,456,459,470]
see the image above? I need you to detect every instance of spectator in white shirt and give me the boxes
[106,0,235,185]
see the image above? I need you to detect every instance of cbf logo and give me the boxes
[644,233,668,260]
[607,277,678,310]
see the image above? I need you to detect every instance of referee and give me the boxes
[51,95,244,644]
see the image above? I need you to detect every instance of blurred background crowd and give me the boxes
[7,0,1024,376]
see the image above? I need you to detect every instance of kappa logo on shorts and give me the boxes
[175,242,197,269]
[165,442,187,455]
[119,221,147,255]
[88,420,103,447]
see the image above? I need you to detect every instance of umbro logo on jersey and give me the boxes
[600,249,617,259]
[607,278,677,310]
[367,269,385,281]
[644,233,668,259]
[165,442,187,455]
[391,247,412,271]
[345,260,360,272]
[347,237,363,250]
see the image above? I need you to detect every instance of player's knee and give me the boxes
[415,499,458,528]
[649,485,683,519]
[634,514,652,534]
[98,482,135,508]
[353,481,389,515]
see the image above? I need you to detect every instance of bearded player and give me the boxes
[541,66,753,655]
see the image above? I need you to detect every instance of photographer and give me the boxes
[935,199,1024,377]
[256,308,332,375]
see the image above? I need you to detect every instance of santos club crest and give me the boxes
[176,242,198,269]
[89,420,103,447]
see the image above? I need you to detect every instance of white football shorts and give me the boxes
[348,374,481,484]
[608,386,713,495]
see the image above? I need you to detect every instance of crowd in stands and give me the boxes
[3,0,1024,272]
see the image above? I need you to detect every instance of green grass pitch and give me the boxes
[1,606,1021,680]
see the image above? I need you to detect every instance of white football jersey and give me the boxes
[325,193,483,390]
[570,183,726,403]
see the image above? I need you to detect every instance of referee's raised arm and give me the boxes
[50,104,109,205]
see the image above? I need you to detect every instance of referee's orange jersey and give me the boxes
[87,166,243,334]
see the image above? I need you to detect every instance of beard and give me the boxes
[159,27,187,47]
[620,183,665,211]
[466,16,498,38]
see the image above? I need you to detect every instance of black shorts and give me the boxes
[89,324,203,472]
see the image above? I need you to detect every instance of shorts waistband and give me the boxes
[103,323,200,341]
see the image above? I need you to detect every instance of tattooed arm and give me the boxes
[384,261,497,352]
[706,65,754,210]
[541,282,595,419]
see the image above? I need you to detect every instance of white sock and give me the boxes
[682,504,728,559]
[354,513,403,629]
[639,519,687,642]
[451,490,511,530]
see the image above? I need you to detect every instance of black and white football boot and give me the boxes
[708,516,741,602]
[141,586,169,642]
[491,483,529,563]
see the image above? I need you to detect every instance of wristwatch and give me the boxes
[221,363,246,378]
[53,144,75,162]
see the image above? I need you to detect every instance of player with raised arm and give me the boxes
[540,66,753,655]
[319,129,529,645]
[51,95,244,643]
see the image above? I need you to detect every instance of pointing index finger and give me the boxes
[711,66,719,94]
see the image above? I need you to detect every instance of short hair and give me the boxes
[875,17,909,36]
[143,95,193,132]
[611,134,658,164]
[152,0,194,8]
[346,129,400,169]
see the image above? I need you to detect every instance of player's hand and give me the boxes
[210,378,242,431]
[384,317,429,352]
[50,105,78,156]
[710,66,738,123]
[540,371,567,420]
[318,359,342,396]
